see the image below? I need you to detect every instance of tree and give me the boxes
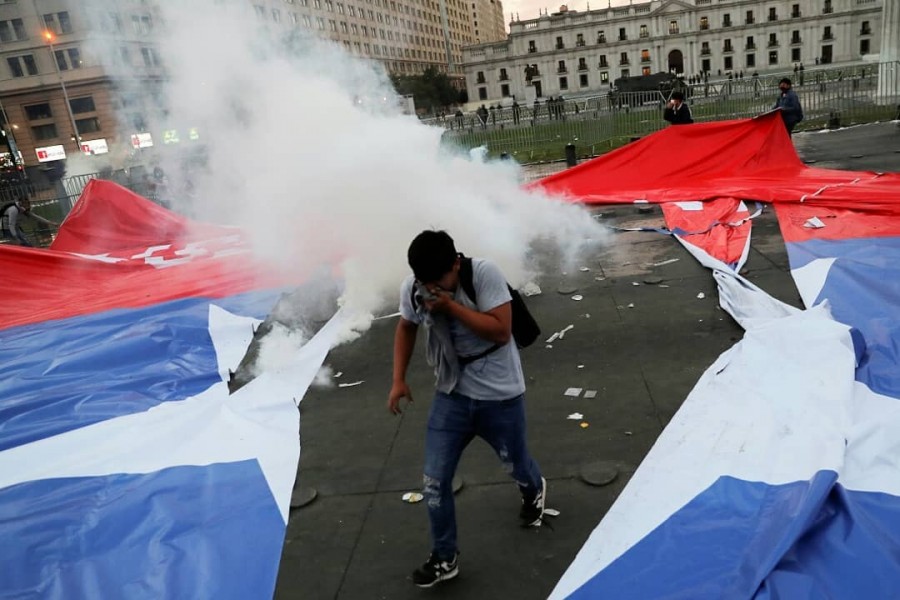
[391,67,463,113]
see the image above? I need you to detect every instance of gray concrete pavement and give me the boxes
[274,122,900,600]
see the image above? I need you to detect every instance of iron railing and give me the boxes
[437,62,900,163]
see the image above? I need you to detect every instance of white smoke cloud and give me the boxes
[83,0,609,354]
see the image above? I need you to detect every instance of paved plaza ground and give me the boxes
[274,121,900,600]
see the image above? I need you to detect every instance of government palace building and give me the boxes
[462,0,891,103]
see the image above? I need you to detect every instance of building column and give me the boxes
[878,0,900,100]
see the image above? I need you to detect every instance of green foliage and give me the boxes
[391,67,461,113]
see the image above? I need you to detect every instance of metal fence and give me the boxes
[0,165,164,247]
[440,62,900,162]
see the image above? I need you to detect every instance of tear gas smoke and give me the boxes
[84,0,609,357]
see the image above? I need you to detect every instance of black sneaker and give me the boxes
[519,476,547,527]
[412,552,459,588]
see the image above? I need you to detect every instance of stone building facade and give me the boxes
[463,0,886,103]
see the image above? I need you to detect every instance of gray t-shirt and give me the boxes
[399,258,526,401]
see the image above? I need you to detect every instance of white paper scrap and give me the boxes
[584,390,598,399]
[571,295,584,301]
[567,413,584,420]
[557,324,574,339]
[697,292,706,299]
[803,216,826,229]
[652,258,680,267]
[338,381,364,388]
[546,332,561,343]
[579,267,590,272]
[564,387,583,397]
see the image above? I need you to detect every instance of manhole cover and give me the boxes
[557,285,578,295]
[580,461,619,487]
[643,277,663,285]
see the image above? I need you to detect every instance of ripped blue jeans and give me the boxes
[423,391,543,559]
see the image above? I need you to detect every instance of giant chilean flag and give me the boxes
[0,180,344,599]
[535,112,900,598]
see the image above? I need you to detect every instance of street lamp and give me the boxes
[43,30,82,153]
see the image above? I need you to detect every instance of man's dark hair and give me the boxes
[672,91,685,101]
[408,230,458,283]
[780,77,792,86]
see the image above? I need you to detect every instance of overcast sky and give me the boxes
[503,0,634,25]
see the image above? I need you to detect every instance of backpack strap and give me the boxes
[456,255,504,367]
[458,254,477,305]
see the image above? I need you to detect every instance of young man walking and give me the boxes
[388,230,546,588]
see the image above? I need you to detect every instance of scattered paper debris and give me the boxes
[631,281,640,286]
[402,492,424,503]
[580,422,590,429]
[584,390,598,399]
[567,413,584,420]
[697,292,706,299]
[545,332,561,343]
[338,381,364,388]
[557,324,574,339]
[577,364,584,369]
[624,431,633,436]
[803,217,826,229]
[584,313,591,318]
[564,387,583,397]
[579,266,590,272]
[594,277,606,281]
[571,295,584,301]
[521,281,543,296]
[658,284,670,288]
[545,344,554,349]
[652,258,680,267]
[627,303,635,308]
[334,372,343,379]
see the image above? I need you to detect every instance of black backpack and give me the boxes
[411,256,541,364]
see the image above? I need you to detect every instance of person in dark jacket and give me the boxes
[774,77,804,135]
[663,91,694,125]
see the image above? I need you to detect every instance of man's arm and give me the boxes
[28,211,57,228]
[663,107,676,123]
[426,293,512,345]
[388,318,418,414]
